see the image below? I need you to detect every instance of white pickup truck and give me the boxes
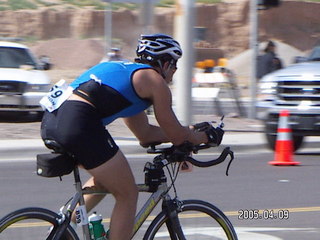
[0,41,51,118]
[257,45,320,151]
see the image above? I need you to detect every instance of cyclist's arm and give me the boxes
[131,69,207,146]
[123,112,170,147]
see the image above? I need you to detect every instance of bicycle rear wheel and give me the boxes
[0,207,79,240]
[143,199,237,240]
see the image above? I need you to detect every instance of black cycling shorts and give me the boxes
[41,100,119,170]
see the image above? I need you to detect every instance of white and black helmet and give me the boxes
[136,34,182,63]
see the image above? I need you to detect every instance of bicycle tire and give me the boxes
[0,207,79,240]
[143,199,238,240]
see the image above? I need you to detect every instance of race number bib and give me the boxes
[40,79,73,112]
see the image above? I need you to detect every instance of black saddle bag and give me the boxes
[36,153,76,178]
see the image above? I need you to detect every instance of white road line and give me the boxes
[154,227,317,240]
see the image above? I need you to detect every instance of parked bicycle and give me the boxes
[0,120,237,240]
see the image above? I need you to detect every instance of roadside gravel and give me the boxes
[0,114,263,140]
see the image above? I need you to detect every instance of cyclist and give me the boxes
[40,33,224,240]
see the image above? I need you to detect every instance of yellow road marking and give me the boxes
[4,206,320,229]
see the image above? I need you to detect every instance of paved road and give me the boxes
[0,143,319,239]
[0,105,319,239]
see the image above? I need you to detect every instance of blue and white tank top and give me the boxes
[70,61,152,125]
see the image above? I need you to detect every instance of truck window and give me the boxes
[0,47,37,69]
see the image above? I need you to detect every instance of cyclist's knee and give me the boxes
[88,150,138,203]
[114,182,138,204]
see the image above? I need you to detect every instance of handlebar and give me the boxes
[147,142,234,176]
[145,116,234,175]
[193,116,225,131]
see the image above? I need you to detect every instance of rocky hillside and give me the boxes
[0,0,319,70]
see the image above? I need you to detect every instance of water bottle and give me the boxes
[89,212,107,240]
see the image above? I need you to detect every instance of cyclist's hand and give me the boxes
[140,141,162,148]
[205,126,224,146]
[192,121,211,132]
[140,142,150,148]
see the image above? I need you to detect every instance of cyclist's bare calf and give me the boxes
[87,150,138,240]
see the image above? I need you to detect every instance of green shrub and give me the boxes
[7,0,38,10]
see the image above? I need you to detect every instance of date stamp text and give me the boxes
[238,209,289,220]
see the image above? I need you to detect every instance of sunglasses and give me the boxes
[169,60,177,70]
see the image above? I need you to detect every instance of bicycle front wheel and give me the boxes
[143,199,237,240]
[0,207,79,240]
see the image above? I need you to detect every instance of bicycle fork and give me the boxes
[162,197,186,240]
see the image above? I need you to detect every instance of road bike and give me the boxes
[0,121,237,240]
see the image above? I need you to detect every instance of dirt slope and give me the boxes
[1,1,318,83]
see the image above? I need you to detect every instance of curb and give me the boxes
[0,133,319,162]
[0,133,267,162]
[0,132,266,151]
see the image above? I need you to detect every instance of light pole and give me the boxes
[174,0,195,125]
[249,0,282,119]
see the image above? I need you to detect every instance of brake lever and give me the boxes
[218,115,225,129]
[192,144,211,154]
[225,148,234,176]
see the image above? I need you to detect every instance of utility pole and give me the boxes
[174,0,195,125]
[102,0,113,54]
[249,0,259,119]
[140,0,154,33]
[102,0,159,54]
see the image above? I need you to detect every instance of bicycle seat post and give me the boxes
[73,166,84,204]
[72,165,92,239]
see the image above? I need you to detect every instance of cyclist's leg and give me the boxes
[88,149,138,240]
[71,177,106,223]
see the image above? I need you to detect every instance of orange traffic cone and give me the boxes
[269,110,300,166]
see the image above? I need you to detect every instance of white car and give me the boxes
[0,41,51,116]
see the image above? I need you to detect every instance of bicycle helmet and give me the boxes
[136,34,182,63]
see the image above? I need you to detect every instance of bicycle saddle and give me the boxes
[44,139,66,154]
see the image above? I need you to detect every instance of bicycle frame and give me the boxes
[56,166,177,240]
[51,141,234,240]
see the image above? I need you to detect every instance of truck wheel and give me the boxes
[265,133,304,152]
[36,111,44,121]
